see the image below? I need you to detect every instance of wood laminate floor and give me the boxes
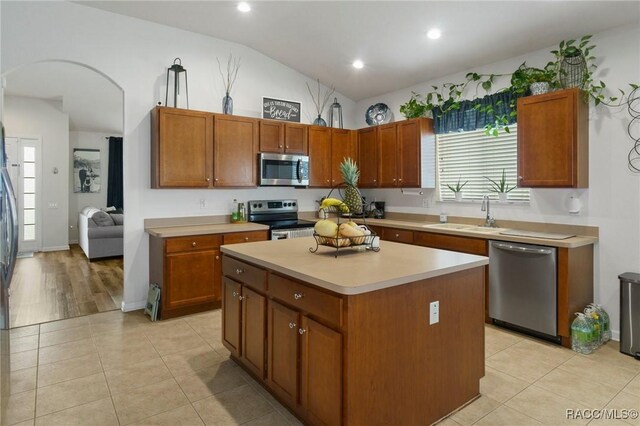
[9,245,123,328]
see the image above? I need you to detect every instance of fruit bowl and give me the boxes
[310,231,379,257]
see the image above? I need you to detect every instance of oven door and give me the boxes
[271,228,315,240]
[259,153,309,186]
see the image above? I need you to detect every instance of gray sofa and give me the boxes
[79,207,123,260]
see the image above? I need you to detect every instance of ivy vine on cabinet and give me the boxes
[517,88,589,188]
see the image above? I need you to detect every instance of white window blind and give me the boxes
[437,125,530,202]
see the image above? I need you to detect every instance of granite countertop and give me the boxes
[145,222,269,238]
[220,237,488,295]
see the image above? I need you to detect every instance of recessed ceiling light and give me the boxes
[427,28,441,40]
[352,60,364,69]
[237,2,251,13]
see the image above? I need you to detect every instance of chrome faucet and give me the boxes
[481,195,496,227]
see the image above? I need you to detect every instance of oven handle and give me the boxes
[271,230,288,240]
[296,159,302,183]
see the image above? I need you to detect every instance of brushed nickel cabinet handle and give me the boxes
[289,322,296,329]
[293,292,304,300]
[236,268,244,274]
[238,295,245,301]
[298,328,306,335]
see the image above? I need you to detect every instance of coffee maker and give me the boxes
[372,201,385,219]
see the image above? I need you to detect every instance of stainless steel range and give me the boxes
[248,199,315,240]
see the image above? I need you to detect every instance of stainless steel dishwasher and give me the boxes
[489,240,557,338]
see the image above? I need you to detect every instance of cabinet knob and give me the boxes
[215,255,220,260]
[232,291,237,297]
[244,237,249,241]
[518,176,523,180]
[373,179,377,183]
[393,178,396,182]
[286,145,289,149]
[238,295,245,301]
[206,178,210,182]
[279,145,283,148]
[192,242,197,247]
[215,178,219,182]
[395,234,400,238]
[293,292,304,300]
[326,179,330,183]
[399,178,402,182]
[298,328,306,335]
[289,322,296,329]
[236,268,244,274]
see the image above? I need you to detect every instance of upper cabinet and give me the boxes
[151,107,213,188]
[358,127,378,187]
[308,127,357,188]
[377,118,435,189]
[214,115,259,187]
[258,120,308,155]
[517,88,589,188]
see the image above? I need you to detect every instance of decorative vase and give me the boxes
[454,192,462,202]
[222,92,233,115]
[530,82,550,96]
[313,114,327,126]
[498,192,508,203]
[559,53,588,89]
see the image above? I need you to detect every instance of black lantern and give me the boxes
[165,58,189,108]
[328,97,343,128]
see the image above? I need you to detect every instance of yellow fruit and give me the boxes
[320,198,343,209]
[346,221,359,228]
[339,223,365,245]
[314,220,338,238]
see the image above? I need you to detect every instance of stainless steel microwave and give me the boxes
[258,153,309,186]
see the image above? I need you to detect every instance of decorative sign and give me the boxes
[262,97,301,122]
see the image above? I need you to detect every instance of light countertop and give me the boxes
[145,222,269,238]
[220,237,488,295]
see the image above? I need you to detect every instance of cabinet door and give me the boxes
[259,120,284,153]
[331,129,357,187]
[164,249,218,312]
[517,89,587,187]
[308,126,332,187]
[397,119,421,187]
[267,300,299,408]
[378,123,398,187]
[241,286,266,379]
[358,127,378,187]
[300,316,342,426]
[284,123,308,154]
[153,107,213,188]
[214,115,258,187]
[222,277,242,358]
[222,230,269,245]
[413,232,487,256]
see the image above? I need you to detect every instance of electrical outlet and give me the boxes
[429,301,439,325]
[199,199,206,209]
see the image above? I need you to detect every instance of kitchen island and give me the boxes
[220,237,489,425]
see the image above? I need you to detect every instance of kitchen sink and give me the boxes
[422,223,475,230]
[465,226,509,233]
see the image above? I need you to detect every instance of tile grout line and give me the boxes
[89,323,123,426]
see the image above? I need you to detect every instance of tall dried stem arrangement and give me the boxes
[217,54,241,94]
[306,79,335,117]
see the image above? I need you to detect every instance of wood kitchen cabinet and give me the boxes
[517,88,589,188]
[414,232,488,256]
[151,106,213,188]
[213,114,259,187]
[149,230,267,320]
[357,126,378,187]
[222,256,268,378]
[377,118,435,188]
[259,121,308,155]
[380,227,414,244]
[309,127,357,188]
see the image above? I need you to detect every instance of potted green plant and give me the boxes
[446,176,468,202]
[484,169,516,202]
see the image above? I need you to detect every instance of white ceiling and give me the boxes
[4,61,123,134]
[78,1,640,101]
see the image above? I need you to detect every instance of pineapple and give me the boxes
[339,157,363,214]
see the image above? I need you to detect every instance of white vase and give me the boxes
[455,192,462,202]
[498,193,508,203]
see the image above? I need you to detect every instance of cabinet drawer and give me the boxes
[269,274,342,327]
[222,256,267,293]
[381,227,414,244]
[414,232,487,256]
[223,231,268,245]
[165,235,222,254]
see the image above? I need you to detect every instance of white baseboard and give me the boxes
[68,239,78,245]
[121,300,146,312]
[611,330,620,342]
[41,245,70,252]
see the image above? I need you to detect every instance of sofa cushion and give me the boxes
[110,213,124,225]
[92,210,115,227]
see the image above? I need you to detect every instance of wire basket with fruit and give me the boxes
[310,220,379,257]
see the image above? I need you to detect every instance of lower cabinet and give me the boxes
[267,299,342,425]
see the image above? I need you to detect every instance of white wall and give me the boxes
[3,95,70,251]
[0,1,358,311]
[68,131,120,243]
[355,24,640,339]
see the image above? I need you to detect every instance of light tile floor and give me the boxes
[6,310,640,425]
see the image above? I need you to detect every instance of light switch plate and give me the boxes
[429,301,439,325]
